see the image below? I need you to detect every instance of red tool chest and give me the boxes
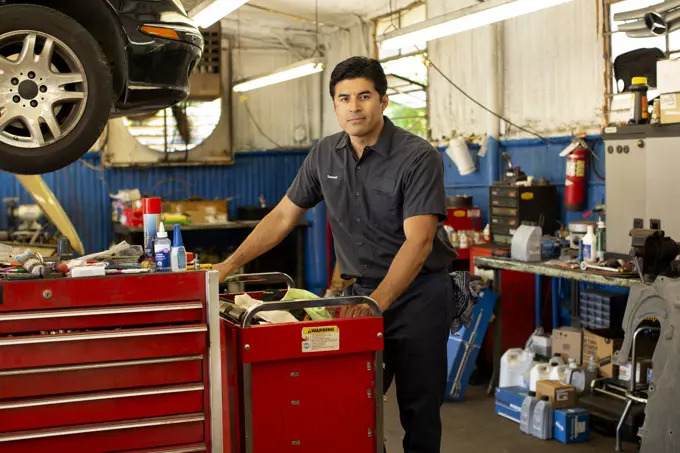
[219,273,384,453]
[0,271,223,453]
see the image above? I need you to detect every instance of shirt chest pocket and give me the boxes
[367,176,402,232]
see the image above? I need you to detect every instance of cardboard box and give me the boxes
[619,359,652,384]
[494,401,521,423]
[660,93,680,125]
[162,200,229,224]
[552,327,583,365]
[583,330,624,378]
[554,408,591,444]
[658,59,680,94]
[536,380,577,409]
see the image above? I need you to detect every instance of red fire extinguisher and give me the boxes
[563,139,588,211]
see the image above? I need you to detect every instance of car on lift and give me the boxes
[0,0,203,175]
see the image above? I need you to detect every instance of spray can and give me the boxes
[143,198,161,260]
[596,219,606,261]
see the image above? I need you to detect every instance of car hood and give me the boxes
[15,175,86,255]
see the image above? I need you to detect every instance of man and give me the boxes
[215,56,456,453]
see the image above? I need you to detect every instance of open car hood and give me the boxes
[15,175,86,255]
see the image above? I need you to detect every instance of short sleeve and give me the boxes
[402,149,447,221]
[287,145,323,209]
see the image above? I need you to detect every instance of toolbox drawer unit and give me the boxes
[489,185,558,245]
[0,272,222,453]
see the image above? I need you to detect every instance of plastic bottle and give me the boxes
[582,225,597,264]
[596,219,606,261]
[549,364,569,383]
[629,76,650,125]
[154,222,171,271]
[548,353,566,367]
[501,348,536,388]
[531,396,554,440]
[568,357,579,369]
[529,363,552,392]
[171,224,187,272]
[520,391,539,435]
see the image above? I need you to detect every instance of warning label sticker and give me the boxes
[302,326,340,353]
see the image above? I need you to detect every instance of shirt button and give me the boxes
[356,217,361,223]
[363,265,369,269]
[357,165,361,170]
[356,241,363,246]
[355,191,360,196]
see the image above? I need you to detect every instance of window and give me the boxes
[609,0,680,93]
[376,4,429,138]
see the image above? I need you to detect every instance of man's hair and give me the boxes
[329,56,388,99]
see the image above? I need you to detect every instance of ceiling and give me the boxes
[183,0,419,25]
[181,0,420,54]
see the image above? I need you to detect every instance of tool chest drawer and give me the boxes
[0,272,205,312]
[0,355,203,400]
[490,197,518,208]
[0,301,204,334]
[0,325,207,371]
[490,216,518,228]
[0,414,206,453]
[490,187,518,198]
[491,206,519,217]
[0,384,204,433]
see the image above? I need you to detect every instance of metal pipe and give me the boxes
[616,19,646,32]
[613,0,680,22]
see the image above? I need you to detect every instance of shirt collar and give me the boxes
[334,116,396,156]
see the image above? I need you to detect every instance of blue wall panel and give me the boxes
[0,150,307,253]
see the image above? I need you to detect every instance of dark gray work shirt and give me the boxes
[287,117,456,281]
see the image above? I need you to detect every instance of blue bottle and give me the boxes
[171,224,187,272]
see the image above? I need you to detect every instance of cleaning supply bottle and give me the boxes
[154,222,171,271]
[596,218,606,261]
[171,224,187,272]
[531,396,554,440]
[582,225,597,264]
[520,391,539,435]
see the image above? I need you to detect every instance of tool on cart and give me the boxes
[219,272,384,453]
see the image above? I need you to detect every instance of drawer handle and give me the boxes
[0,383,204,409]
[0,325,207,346]
[0,354,203,377]
[0,414,205,443]
[0,302,203,322]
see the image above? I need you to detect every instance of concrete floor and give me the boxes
[384,383,637,453]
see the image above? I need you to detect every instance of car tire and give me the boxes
[0,4,112,175]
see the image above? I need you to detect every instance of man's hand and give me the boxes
[339,303,376,318]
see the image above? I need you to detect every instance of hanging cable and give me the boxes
[420,50,556,144]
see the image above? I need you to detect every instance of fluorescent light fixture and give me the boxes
[379,0,574,50]
[233,58,325,92]
[190,0,249,29]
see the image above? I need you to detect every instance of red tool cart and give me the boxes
[219,273,384,453]
[0,271,223,453]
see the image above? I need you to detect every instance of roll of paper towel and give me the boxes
[446,137,476,175]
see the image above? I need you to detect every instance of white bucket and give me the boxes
[500,348,535,388]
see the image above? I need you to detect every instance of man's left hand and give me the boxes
[339,296,387,318]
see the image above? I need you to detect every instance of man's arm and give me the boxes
[345,215,438,316]
[214,196,307,280]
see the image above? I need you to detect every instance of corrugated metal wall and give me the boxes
[428,0,606,139]
[231,49,322,151]
[0,151,307,253]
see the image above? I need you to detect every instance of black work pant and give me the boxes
[350,270,454,453]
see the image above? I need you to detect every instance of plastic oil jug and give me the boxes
[549,364,570,383]
[531,396,554,440]
[529,363,552,392]
[501,348,536,388]
[520,391,539,435]
[549,353,566,367]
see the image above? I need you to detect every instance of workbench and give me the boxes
[475,256,638,393]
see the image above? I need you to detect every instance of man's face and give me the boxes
[333,77,388,138]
